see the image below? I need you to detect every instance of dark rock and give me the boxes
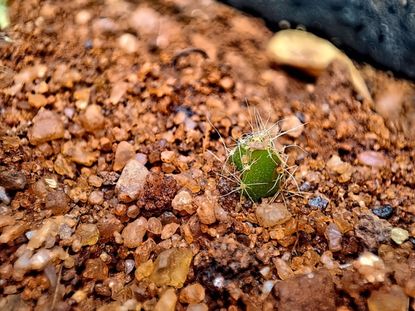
[308,196,328,209]
[0,169,27,190]
[372,204,394,219]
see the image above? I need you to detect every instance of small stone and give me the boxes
[404,279,415,298]
[63,141,98,166]
[372,205,394,219]
[0,169,27,190]
[129,7,160,34]
[76,224,99,246]
[116,159,149,203]
[161,223,180,240]
[147,217,162,235]
[390,228,409,245]
[367,285,409,311]
[1,223,27,244]
[195,193,217,225]
[88,190,104,205]
[326,155,352,176]
[150,248,193,288]
[179,283,205,304]
[273,258,294,280]
[81,104,105,132]
[161,150,176,163]
[28,93,47,108]
[308,196,329,209]
[172,190,195,215]
[125,259,135,275]
[353,252,386,283]
[0,186,10,204]
[83,258,108,280]
[28,110,64,145]
[325,223,342,252]
[154,288,177,311]
[256,202,292,228]
[88,175,103,187]
[45,191,70,215]
[118,34,139,54]
[281,115,303,138]
[75,10,91,25]
[0,215,15,228]
[126,205,140,218]
[109,82,128,105]
[121,217,147,248]
[187,304,209,311]
[54,154,75,178]
[358,151,388,168]
[355,214,391,249]
[273,270,336,311]
[113,141,135,171]
[135,259,154,281]
[97,216,123,242]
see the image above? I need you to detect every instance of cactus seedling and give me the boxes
[229,130,287,202]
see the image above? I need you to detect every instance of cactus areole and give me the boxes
[230,135,284,201]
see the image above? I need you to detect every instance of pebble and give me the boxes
[76,224,99,246]
[355,214,391,249]
[150,248,193,288]
[0,186,10,204]
[255,202,292,228]
[367,285,409,311]
[135,259,154,281]
[54,154,75,178]
[125,205,138,219]
[172,190,195,215]
[75,10,91,25]
[83,258,108,280]
[325,223,342,252]
[113,141,135,171]
[81,104,105,132]
[0,215,15,228]
[129,7,160,35]
[372,205,394,219]
[88,175,103,188]
[121,217,147,248]
[0,169,27,190]
[28,110,64,145]
[28,93,47,108]
[357,151,388,168]
[63,141,98,166]
[161,223,180,240]
[273,270,336,311]
[147,217,162,235]
[118,34,139,54]
[281,115,303,138]
[154,288,177,311]
[125,259,135,275]
[353,252,386,283]
[390,228,409,245]
[45,190,70,215]
[88,190,104,205]
[273,258,294,280]
[116,159,149,203]
[179,283,205,304]
[109,82,128,105]
[195,193,217,225]
[187,304,209,311]
[308,196,329,209]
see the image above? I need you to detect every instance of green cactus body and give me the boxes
[230,137,283,201]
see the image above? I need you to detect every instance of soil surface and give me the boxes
[1,0,415,310]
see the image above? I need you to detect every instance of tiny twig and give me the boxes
[172,47,209,69]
